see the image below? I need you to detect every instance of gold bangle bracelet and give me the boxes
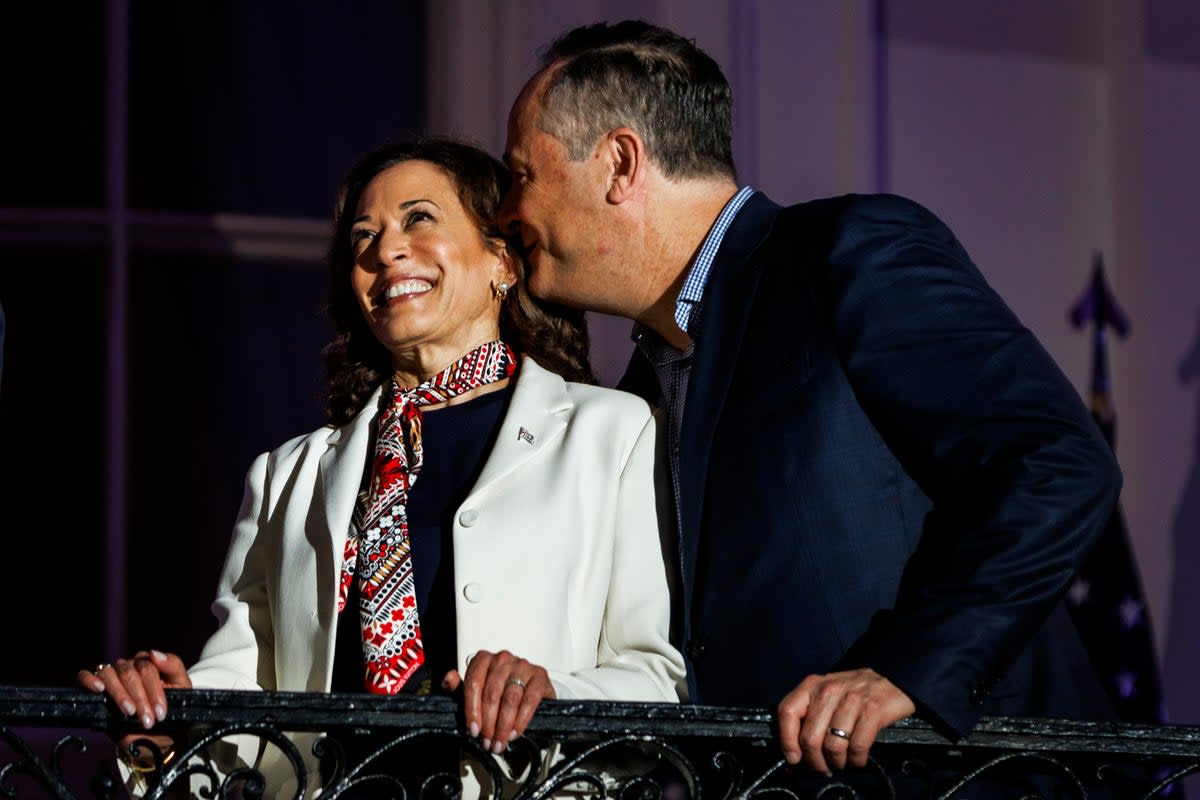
[118,744,176,774]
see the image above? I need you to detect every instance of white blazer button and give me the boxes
[463,583,484,603]
[459,509,479,527]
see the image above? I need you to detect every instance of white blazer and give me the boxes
[178,357,684,794]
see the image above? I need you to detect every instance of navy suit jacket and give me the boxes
[620,191,1122,738]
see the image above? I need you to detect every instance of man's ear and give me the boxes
[605,127,645,205]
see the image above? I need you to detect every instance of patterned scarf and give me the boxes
[338,339,517,693]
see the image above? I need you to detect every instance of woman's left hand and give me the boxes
[442,649,556,754]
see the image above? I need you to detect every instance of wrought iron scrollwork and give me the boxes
[2,688,1199,800]
[0,727,88,800]
[137,722,308,800]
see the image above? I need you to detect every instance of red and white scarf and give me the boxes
[338,340,517,693]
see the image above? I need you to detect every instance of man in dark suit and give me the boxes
[499,19,1121,779]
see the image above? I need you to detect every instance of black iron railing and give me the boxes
[2,686,1198,799]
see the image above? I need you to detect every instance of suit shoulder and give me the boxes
[764,193,963,270]
[516,356,657,425]
[259,425,336,470]
[782,192,945,229]
[563,381,655,419]
[258,387,380,471]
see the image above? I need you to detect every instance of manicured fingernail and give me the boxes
[151,650,167,663]
[121,700,136,717]
[482,738,491,751]
[491,739,504,754]
[508,730,519,742]
[142,713,154,730]
[469,721,480,738]
[155,703,166,722]
[782,750,799,765]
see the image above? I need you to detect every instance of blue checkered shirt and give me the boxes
[632,186,755,523]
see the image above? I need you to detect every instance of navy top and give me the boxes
[331,385,513,693]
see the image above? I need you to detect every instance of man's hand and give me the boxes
[442,649,555,754]
[777,668,915,776]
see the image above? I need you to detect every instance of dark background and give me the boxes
[0,1,427,684]
[1,14,1196,785]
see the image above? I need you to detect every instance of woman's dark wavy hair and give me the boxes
[322,136,597,427]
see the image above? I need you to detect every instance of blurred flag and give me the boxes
[1067,254,1174,754]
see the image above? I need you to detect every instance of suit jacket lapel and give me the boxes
[320,388,381,576]
[319,359,570,538]
[469,357,569,496]
[677,192,782,588]
[318,361,568,572]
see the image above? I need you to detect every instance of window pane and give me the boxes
[125,250,330,658]
[129,2,428,218]
[0,7,105,208]
[0,247,108,684]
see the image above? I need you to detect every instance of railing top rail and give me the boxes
[4,686,1200,759]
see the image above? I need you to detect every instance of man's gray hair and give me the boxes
[536,20,736,182]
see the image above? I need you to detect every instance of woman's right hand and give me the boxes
[442,649,556,755]
[78,650,192,766]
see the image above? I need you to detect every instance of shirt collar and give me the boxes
[632,186,756,346]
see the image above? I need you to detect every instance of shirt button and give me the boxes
[463,583,484,603]
[459,509,479,527]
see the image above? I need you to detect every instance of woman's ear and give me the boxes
[492,242,519,289]
[605,127,644,205]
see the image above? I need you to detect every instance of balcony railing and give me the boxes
[2,686,1199,799]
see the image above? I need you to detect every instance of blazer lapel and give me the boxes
[677,192,782,587]
[320,388,381,569]
[318,360,568,554]
[469,357,569,496]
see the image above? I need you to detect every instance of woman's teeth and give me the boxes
[387,279,432,298]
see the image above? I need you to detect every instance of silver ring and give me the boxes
[94,663,112,676]
[828,727,851,740]
[506,676,527,689]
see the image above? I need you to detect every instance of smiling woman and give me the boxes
[77,137,685,798]
[348,159,516,386]
[325,139,598,426]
